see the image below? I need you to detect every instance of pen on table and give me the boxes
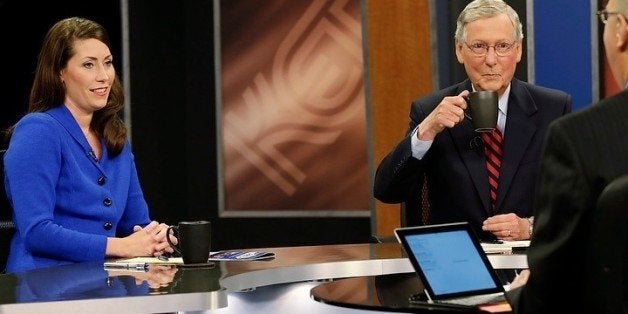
[103,262,148,270]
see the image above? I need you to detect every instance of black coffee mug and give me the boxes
[167,221,211,264]
[465,91,498,132]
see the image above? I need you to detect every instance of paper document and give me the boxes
[104,256,184,268]
[481,240,530,254]
[105,250,276,269]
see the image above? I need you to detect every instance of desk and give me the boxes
[312,273,476,313]
[0,243,526,313]
[311,272,519,313]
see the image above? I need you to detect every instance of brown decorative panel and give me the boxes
[217,0,370,216]
[364,0,434,236]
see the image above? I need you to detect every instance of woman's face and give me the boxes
[60,38,114,116]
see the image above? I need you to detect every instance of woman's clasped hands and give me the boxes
[131,221,178,257]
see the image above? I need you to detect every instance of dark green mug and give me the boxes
[466,91,498,132]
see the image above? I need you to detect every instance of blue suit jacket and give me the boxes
[373,79,572,238]
[4,105,151,272]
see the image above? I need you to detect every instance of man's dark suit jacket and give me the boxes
[507,89,628,313]
[373,79,572,239]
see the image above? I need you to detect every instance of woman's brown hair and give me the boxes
[6,17,126,156]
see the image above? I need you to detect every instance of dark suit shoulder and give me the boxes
[552,89,628,131]
[518,80,571,99]
[546,89,628,180]
[513,79,572,113]
[508,79,572,118]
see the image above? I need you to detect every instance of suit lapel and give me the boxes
[451,79,539,214]
[47,106,107,176]
[495,80,538,211]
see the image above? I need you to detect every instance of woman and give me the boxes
[3,17,174,272]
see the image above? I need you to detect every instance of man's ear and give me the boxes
[616,15,628,51]
[455,42,465,64]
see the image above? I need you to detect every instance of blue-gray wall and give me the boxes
[532,0,597,110]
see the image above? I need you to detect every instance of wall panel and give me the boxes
[364,0,433,237]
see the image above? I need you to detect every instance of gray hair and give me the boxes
[454,0,524,43]
[617,0,628,17]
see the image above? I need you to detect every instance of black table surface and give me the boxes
[311,271,517,313]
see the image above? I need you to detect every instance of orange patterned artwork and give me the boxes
[218,0,369,216]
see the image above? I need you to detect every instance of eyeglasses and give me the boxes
[597,10,622,24]
[464,41,517,57]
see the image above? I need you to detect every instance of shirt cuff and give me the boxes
[410,126,433,160]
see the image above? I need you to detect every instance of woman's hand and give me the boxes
[107,221,177,257]
[133,221,178,257]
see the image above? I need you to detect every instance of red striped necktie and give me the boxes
[481,128,503,212]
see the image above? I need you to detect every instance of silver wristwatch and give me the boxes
[527,216,534,236]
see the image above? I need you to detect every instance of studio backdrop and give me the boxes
[215,0,370,217]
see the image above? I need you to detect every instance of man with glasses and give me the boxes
[373,0,571,241]
[507,0,628,312]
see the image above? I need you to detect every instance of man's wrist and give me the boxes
[417,123,437,141]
